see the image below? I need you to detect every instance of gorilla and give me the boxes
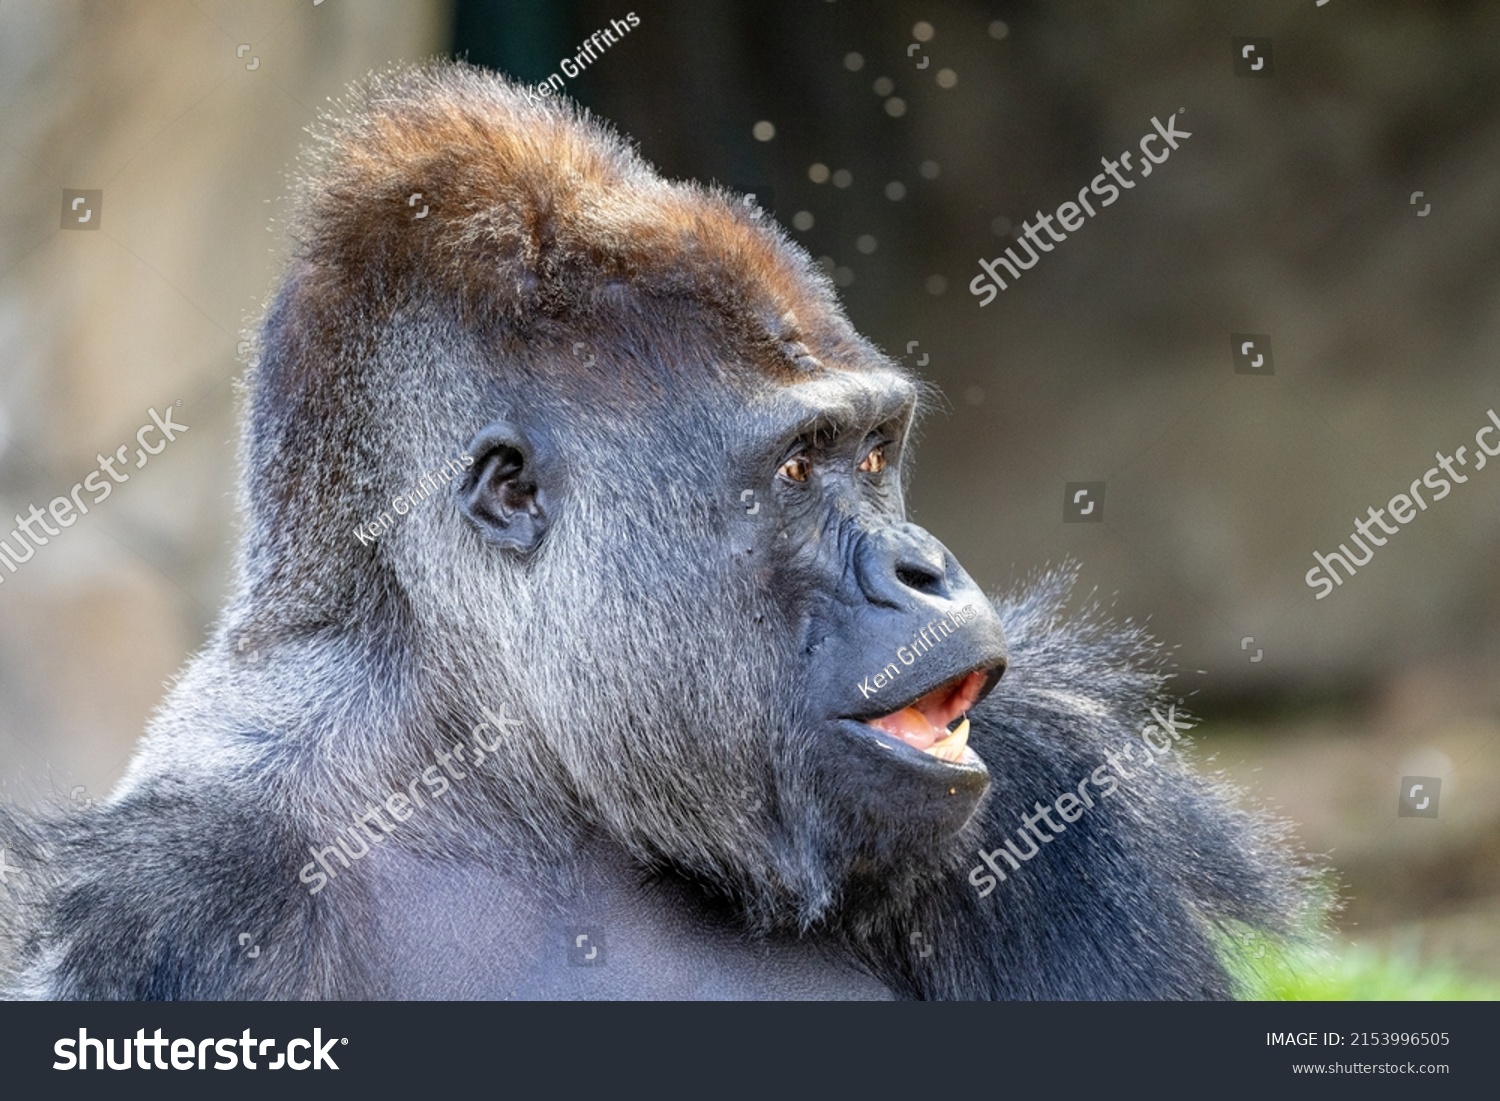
[0,63,1310,999]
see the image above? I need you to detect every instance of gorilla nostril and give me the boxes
[895,563,943,595]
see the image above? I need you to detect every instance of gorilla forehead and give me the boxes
[295,60,851,382]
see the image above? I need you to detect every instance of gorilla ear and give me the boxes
[459,420,553,555]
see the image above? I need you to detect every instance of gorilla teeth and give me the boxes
[926,717,971,763]
[867,706,972,762]
[865,669,986,759]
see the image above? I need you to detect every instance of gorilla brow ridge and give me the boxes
[776,372,921,447]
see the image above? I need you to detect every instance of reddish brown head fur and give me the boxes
[290,62,871,382]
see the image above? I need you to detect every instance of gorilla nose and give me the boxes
[857,524,956,608]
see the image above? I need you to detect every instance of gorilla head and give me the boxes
[0,62,1309,1002]
[241,63,1008,931]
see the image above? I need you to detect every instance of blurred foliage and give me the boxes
[1223,926,1500,1001]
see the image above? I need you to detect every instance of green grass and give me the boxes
[1223,930,1500,1000]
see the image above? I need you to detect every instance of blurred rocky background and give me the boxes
[1,0,1495,986]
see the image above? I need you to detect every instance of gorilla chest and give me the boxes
[363,849,892,1000]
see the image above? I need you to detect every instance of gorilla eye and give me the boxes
[857,445,888,475]
[778,455,812,483]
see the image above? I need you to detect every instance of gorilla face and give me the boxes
[457,343,1009,918]
[739,367,1010,876]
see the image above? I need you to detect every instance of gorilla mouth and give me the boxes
[861,668,997,765]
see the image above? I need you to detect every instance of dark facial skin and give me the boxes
[740,368,1010,865]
